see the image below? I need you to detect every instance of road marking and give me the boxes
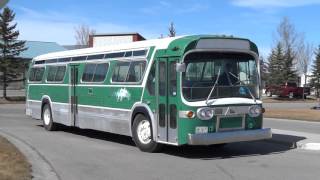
[300,143,320,151]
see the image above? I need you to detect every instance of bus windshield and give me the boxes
[182,52,259,102]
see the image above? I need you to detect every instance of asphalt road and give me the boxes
[1,104,320,180]
[265,118,320,134]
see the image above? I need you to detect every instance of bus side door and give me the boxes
[156,58,178,144]
[69,64,79,126]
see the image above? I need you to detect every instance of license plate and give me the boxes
[195,126,208,134]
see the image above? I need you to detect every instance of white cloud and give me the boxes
[231,0,320,8]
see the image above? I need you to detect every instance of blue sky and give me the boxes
[8,0,320,57]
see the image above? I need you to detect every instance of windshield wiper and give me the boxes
[228,72,257,103]
[206,68,221,105]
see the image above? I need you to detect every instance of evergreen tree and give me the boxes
[0,7,26,99]
[267,43,285,85]
[310,46,320,97]
[282,45,298,83]
[259,56,268,87]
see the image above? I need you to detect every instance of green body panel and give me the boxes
[27,35,263,146]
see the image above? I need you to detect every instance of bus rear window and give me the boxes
[29,67,45,82]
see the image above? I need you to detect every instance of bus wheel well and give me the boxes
[41,99,50,116]
[131,107,151,127]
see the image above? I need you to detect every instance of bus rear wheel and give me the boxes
[132,114,162,152]
[42,104,58,131]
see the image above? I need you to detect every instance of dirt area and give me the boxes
[264,108,320,121]
[0,136,31,180]
[262,97,317,103]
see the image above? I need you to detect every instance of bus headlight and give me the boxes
[197,107,214,120]
[248,105,262,118]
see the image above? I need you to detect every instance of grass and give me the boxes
[264,108,320,121]
[0,136,31,180]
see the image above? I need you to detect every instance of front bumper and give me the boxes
[188,128,272,145]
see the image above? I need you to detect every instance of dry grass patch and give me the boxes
[0,97,25,104]
[265,108,320,121]
[0,136,31,180]
[263,97,317,103]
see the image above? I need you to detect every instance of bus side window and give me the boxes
[55,66,66,82]
[47,66,66,82]
[82,64,96,82]
[35,68,45,81]
[169,62,177,96]
[159,62,166,96]
[127,61,146,82]
[112,61,130,82]
[146,62,155,95]
[47,66,58,81]
[92,63,109,82]
[29,67,45,82]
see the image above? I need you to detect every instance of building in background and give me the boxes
[89,33,145,47]
[7,41,66,89]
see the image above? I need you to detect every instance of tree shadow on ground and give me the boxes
[37,124,306,160]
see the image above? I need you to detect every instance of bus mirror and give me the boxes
[176,63,186,72]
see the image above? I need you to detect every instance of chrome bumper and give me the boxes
[188,128,272,145]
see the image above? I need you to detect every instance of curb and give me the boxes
[265,129,320,151]
[0,130,60,180]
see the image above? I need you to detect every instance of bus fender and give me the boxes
[130,103,157,141]
[41,95,53,116]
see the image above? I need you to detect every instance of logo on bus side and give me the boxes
[114,88,131,102]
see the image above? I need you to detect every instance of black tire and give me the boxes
[42,103,58,131]
[132,114,162,152]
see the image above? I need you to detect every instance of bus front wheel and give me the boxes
[42,104,58,131]
[132,114,162,152]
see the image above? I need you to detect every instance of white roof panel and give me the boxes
[34,36,184,61]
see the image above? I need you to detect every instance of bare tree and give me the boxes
[297,38,313,99]
[275,17,313,99]
[276,17,299,52]
[74,24,95,46]
[168,22,176,37]
[297,37,313,84]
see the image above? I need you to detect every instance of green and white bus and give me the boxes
[26,35,272,152]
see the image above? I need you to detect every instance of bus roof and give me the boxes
[33,35,257,61]
[34,36,184,61]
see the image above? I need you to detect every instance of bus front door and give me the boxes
[156,58,178,144]
[70,64,79,127]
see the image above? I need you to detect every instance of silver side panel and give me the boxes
[27,100,42,119]
[77,106,131,136]
[27,100,132,136]
[51,103,72,126]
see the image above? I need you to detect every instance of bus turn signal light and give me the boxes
[186,111,195,118]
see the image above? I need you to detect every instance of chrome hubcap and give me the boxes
[43,108,51,125]
[137,120,151,144]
